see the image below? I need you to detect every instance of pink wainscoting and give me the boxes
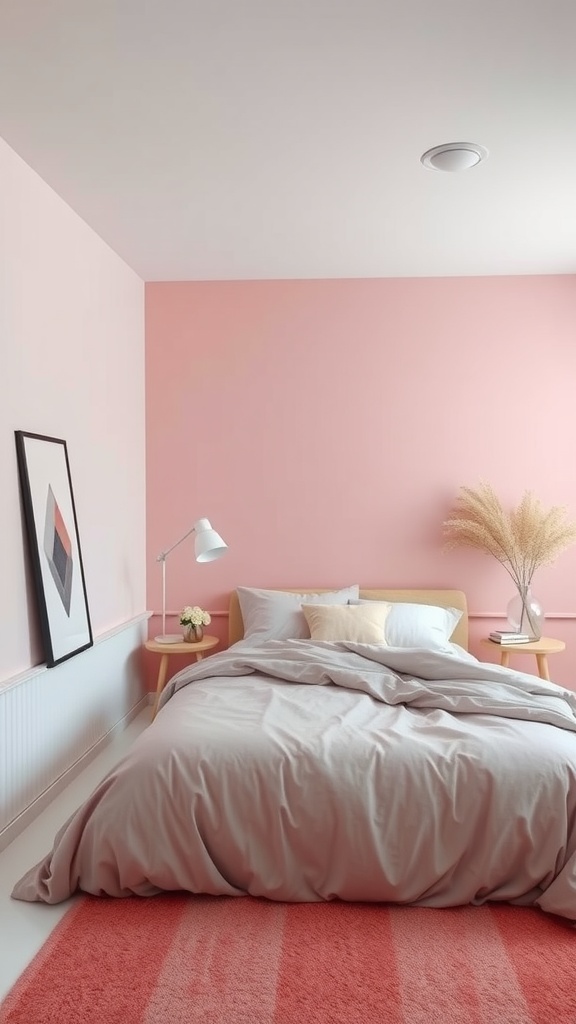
[145,277,576,687]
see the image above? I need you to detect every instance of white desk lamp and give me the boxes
[154,517,227,643]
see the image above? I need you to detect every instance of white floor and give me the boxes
[0,708,150,1004]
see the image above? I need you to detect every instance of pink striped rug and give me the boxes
[1,895,575,1023]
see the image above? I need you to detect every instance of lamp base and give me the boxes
[153,634,184,644]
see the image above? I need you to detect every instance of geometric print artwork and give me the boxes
[43,484,73,616]
[15,429,93,667]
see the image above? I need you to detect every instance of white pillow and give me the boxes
[302,602,390,643]
[237,585,360,641]
[350,599,462,649]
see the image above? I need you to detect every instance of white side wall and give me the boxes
[0,136,147,843]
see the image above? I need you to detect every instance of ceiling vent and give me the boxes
[420,142,488,172]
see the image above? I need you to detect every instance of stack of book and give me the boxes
[489,631,531,645]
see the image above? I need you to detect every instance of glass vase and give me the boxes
[506,585,544,640]
[183,624,204,643]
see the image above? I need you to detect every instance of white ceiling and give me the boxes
[1,0,575,281]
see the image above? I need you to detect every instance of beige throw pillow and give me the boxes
[302,602,390,643]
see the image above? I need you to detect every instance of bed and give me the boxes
[11,585,576,920]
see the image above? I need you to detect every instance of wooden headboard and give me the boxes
[228,588,468,649]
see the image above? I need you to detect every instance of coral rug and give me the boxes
[1,895,575,1023]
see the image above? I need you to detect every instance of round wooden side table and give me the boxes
[145,636,219,719]
[480,636,565,681]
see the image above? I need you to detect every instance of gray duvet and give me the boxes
[11,641,576,919]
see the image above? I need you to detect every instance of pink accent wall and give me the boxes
[146,277,576,686]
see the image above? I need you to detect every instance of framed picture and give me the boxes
[15,431,93,667]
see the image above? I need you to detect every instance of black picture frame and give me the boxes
[15,430,93,667]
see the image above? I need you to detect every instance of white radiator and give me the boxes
[0,614,149,851]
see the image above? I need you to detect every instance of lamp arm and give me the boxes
[156,526,197,639]
[161,557,166,638]
[156,525,197,562]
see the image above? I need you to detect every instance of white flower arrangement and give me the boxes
[179,605,211,627]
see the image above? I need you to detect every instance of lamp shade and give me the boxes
[193,517,228,562]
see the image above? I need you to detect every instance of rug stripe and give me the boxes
[391,904,548,1024]
[390,906,487,1024]
[461,907,534,1023]
[142,896,286,1024]
[492,905,576,1022]
[0,895,189,1024]
[273,902,404,1023]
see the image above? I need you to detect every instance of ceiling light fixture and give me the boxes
[420,142,488,172]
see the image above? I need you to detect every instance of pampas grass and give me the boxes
[443,482,576,592]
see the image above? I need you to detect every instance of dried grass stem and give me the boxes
[443,483,576,593]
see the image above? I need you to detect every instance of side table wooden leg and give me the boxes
[195,652,204,662]
[500,650,510,669]
[152,654,169,720]
[535,653,550,681]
